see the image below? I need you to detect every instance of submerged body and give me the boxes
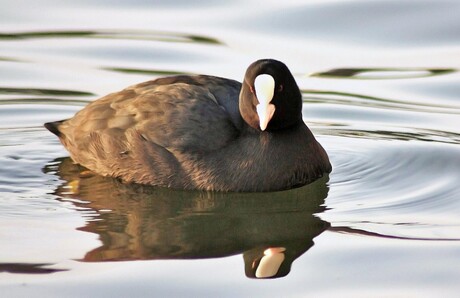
[45,60,331,192]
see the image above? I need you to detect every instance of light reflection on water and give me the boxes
[1,0,460,296]
[44,157,330,279]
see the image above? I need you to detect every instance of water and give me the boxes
[1,0,460,296]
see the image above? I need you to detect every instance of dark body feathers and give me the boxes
[45,60,331,192]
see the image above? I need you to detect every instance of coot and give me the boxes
[45,59,331,191]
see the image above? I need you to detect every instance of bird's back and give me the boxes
[45,75,243,188]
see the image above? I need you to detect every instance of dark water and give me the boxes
[1,0,460,297]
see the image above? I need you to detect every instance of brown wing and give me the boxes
[48,76,241,186]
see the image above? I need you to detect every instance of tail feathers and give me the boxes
[44,120,65,137]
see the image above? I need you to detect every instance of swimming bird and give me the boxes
[45,59,331,192]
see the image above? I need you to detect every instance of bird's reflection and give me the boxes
[45,157,330,279]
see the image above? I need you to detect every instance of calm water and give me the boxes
[1,0,460,297]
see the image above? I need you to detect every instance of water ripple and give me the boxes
[303,90,460,114]
[312,68,457,80]
[323,136,460,240]
[0,87,94,97]
[0,30,222,45]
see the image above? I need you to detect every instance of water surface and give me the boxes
[1,0,460,297]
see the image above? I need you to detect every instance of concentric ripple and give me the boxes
[322,136,460,240]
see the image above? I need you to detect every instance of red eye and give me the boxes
[278,84,284,92]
